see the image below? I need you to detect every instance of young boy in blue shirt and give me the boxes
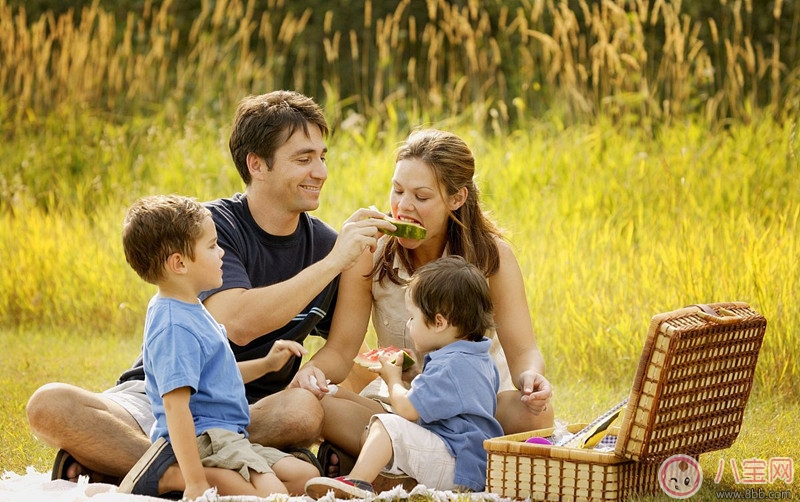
[118,195,318,499]
[305,255,504,498]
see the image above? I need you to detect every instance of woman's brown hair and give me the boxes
[372,129,502,285]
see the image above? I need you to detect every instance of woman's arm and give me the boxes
[489,239,552,410]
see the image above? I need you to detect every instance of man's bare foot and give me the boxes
[65,459,88,482]
[53,450,121,485]
[326,451,340,477]
[317,441,355,478]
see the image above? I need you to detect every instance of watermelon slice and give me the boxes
[379,217,426,240]
[354,346,416,370]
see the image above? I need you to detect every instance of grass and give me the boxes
[0,327,142,472]
[1,0,799,497]
[2,331,797,498]
[1,115,799,498]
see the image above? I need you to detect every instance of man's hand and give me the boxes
[327,207,394,271]
[518,370,553,415]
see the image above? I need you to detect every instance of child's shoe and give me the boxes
[305,475,375,499]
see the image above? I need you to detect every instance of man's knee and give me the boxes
[275,387,324,440]
[27,383,71,426]
[287,388,324,433]
[250,388,324,446]
[26,383,78,437]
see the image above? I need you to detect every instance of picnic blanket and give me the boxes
[0,468,513,502]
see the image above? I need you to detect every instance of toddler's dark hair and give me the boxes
[408,255,494,341]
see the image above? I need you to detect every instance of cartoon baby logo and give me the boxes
[658,454,703,498]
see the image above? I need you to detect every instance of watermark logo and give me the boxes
[715,457,795,485]
[659,454,704,499]
[658,455,795,499]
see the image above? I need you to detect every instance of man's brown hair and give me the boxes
[229,90,328,184]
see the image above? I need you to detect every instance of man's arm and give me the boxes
[205,208,392,346]
[289,245,375,395]
[163,387,209,500]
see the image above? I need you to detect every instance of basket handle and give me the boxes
[692,304,740,324]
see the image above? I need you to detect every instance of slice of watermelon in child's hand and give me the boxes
[354,346,416,371]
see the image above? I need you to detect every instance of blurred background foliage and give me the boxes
[2,0,798,135]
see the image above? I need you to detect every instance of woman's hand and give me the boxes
[518,370,553,415]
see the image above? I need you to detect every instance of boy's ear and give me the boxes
[433,313,449,332]
[165,252,187,275]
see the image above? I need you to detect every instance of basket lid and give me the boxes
[613,302,766,462]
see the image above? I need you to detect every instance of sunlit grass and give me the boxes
[2,114,798,392]
[1,113,798,498]
[1,0,797,497]
[0,327,143,473]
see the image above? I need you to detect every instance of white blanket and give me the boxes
[0,468,511,502]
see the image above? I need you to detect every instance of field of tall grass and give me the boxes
[2,0,799,134]
[1,0,798,497]
[2,112,799,493]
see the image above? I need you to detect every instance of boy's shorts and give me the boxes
[102,380,155,434]
[104,383,290,482]
[370,414,456,490]
[197,428,290,482]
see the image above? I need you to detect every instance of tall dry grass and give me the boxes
[0,0,798,132]
[1,0,798,490]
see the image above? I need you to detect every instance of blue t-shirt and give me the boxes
[118,193,340,403]
[143,296,250,443]
[408,338,504,491]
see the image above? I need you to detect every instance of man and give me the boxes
[26,90,391,483]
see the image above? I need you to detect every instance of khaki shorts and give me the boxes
[102,380,155,435]
[198,428,290,482]
[370,414,456,490]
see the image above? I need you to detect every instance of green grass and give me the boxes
[0,327,142,472]
[1,112,798,498]
[2,1,798,497]
[2,331,797,498]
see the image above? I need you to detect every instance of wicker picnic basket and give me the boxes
[484,302,767,501]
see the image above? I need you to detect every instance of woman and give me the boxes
[318,129,554,475]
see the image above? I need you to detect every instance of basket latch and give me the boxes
[692,304,740,324]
